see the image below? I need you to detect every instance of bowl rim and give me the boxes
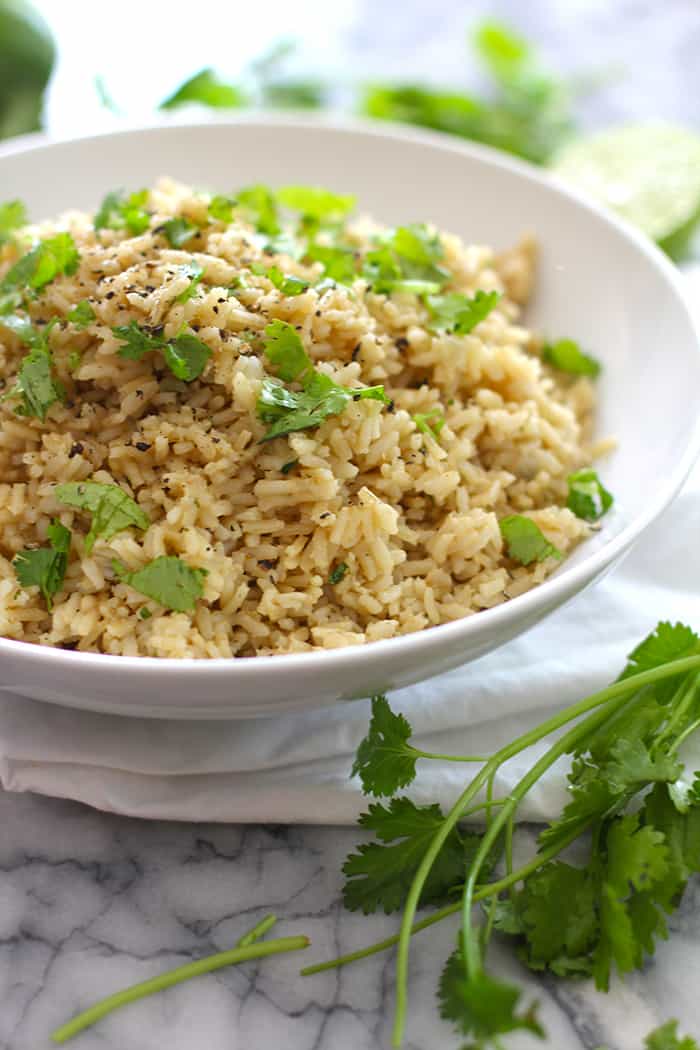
[0,113,698,680]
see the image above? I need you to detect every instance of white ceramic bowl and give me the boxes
[0,116,698,718]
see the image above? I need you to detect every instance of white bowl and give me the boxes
[0,116,698,718]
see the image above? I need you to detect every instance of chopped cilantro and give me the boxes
[542,338,601,378]
[68,351,82,372]
[328,562,348,585]
[426,289,501,334]
[0,290,22,315]
[160,69,246,110]
[236,185,280,236]
[413,408,445,441]
[280,459,298,475]
[276,186,356,220]
[13,519,71,610]
[0,312,52,348]
[161,217,199,248]
[208,195,236,224]
[305,242,357,284]
[112,322,210,382]
[112,321,166,360]
[0,200,27,246]
[138,606,152,620]
[362,224,449,294]
[67,300,95,328]
[257,320,388,442]
[3,343,64,421]
[0,233,79,293]
[499,514,562,564]
[253,263,309,296]
[113,555,207,612]
[55,480,150,553]
[567,469,613,521]
[94,190,150,236]
[175,261,204,303]
[163,332,211,381]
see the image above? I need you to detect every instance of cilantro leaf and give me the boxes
[343,798,481,914]
[13,519,71,610]
[351,694,419,796]
[605,812,669,897]
[67,300,95,328]
[542,338,601,377]
[276,185,356,220]
[253,264,309,296]
[362,224,449,295]
[413,407,445,441]
[646,1021,700,1050]
[163,332,211,381]
[257,320,388,442]
[499,514,561,565]
[438,945,544,1042]
[328,562,348,585]
[160,69,246,110]
[0,200,27,246]
[426,289,501,334]
[567,468,613,521]
[305,242,357,284]
[4,345,64,421]
[161,217,199,248]
[94,190,150,236]
[112,321,166,360]
[175,261,204,303]
[236,185,280,236]
[621,621,700,680]
[1,233,79,293]
[208,195,236,224]
[0,313,54,349]
[55,480,150,553]
[114,555,207,612]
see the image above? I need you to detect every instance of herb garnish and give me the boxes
[0,232,79,293]
[2,340,64,420]
[208,195,236,224]
[161,217,199,248]
[113,555,207,612]
[252,263,309,296]
[276,186,356,221]
[499,514,561,564]
[413,408,446,441]
[174,261,204,303]
[112,321,211,382]
[55,480,149,553]
[328,562,349,585]
[13,519,71,610]
[567,468,613,521]
[0,199,27,246]
[426,289,501,334]
[67,300,95,328]
[305,242,357,284]
[160,68,246,111]
[542,338,601,377]
[257,320,388,442]
[94,190,150,236]
[362,224,449,294]
[236,185,280,236]
[299,623,700,1049]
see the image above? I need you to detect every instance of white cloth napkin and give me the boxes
[1,277,698,825]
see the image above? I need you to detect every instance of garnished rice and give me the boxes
[0,179,606,658]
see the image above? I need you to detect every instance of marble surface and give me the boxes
[4,2,700,1048]
[3,788,700,1050]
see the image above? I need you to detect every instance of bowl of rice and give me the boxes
[0,117,697,717]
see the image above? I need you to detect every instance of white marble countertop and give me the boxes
[3,789,700,1050]
[3,2,700,1048]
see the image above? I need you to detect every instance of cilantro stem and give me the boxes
[391,653,700,1047]
[236,912,278,947]
[50,932,309,1044]
[414,749,489,763]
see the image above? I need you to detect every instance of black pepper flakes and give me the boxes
[351,344,361,361]
[68,442,84,458]
[135,441,151,452]
[105,291,116,300]
[396,337,409,350]
[258,559,277,570]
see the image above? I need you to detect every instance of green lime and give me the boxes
[550,123,700,260]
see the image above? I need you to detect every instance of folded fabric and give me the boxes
[1,270,698,824]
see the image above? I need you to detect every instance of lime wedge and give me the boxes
[550,123,700,260]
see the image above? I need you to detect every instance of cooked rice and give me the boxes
[0,179,598,658]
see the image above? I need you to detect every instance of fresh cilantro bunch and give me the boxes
[302,622,700,1049]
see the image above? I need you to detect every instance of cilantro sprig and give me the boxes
[362,223,450,295]
[499,514,561,565]
[113,555,207,613]
[112,321,211,382]
[2,339,65,421]
[55,480,149,553]
[0,199,27,246]
[0,232,79,293]
[13,519,71,610]
[94,189,150,236]
[542,337,601,377]
[256,320,388,442]
[426,289,501,334]
[300,622,700,1050]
